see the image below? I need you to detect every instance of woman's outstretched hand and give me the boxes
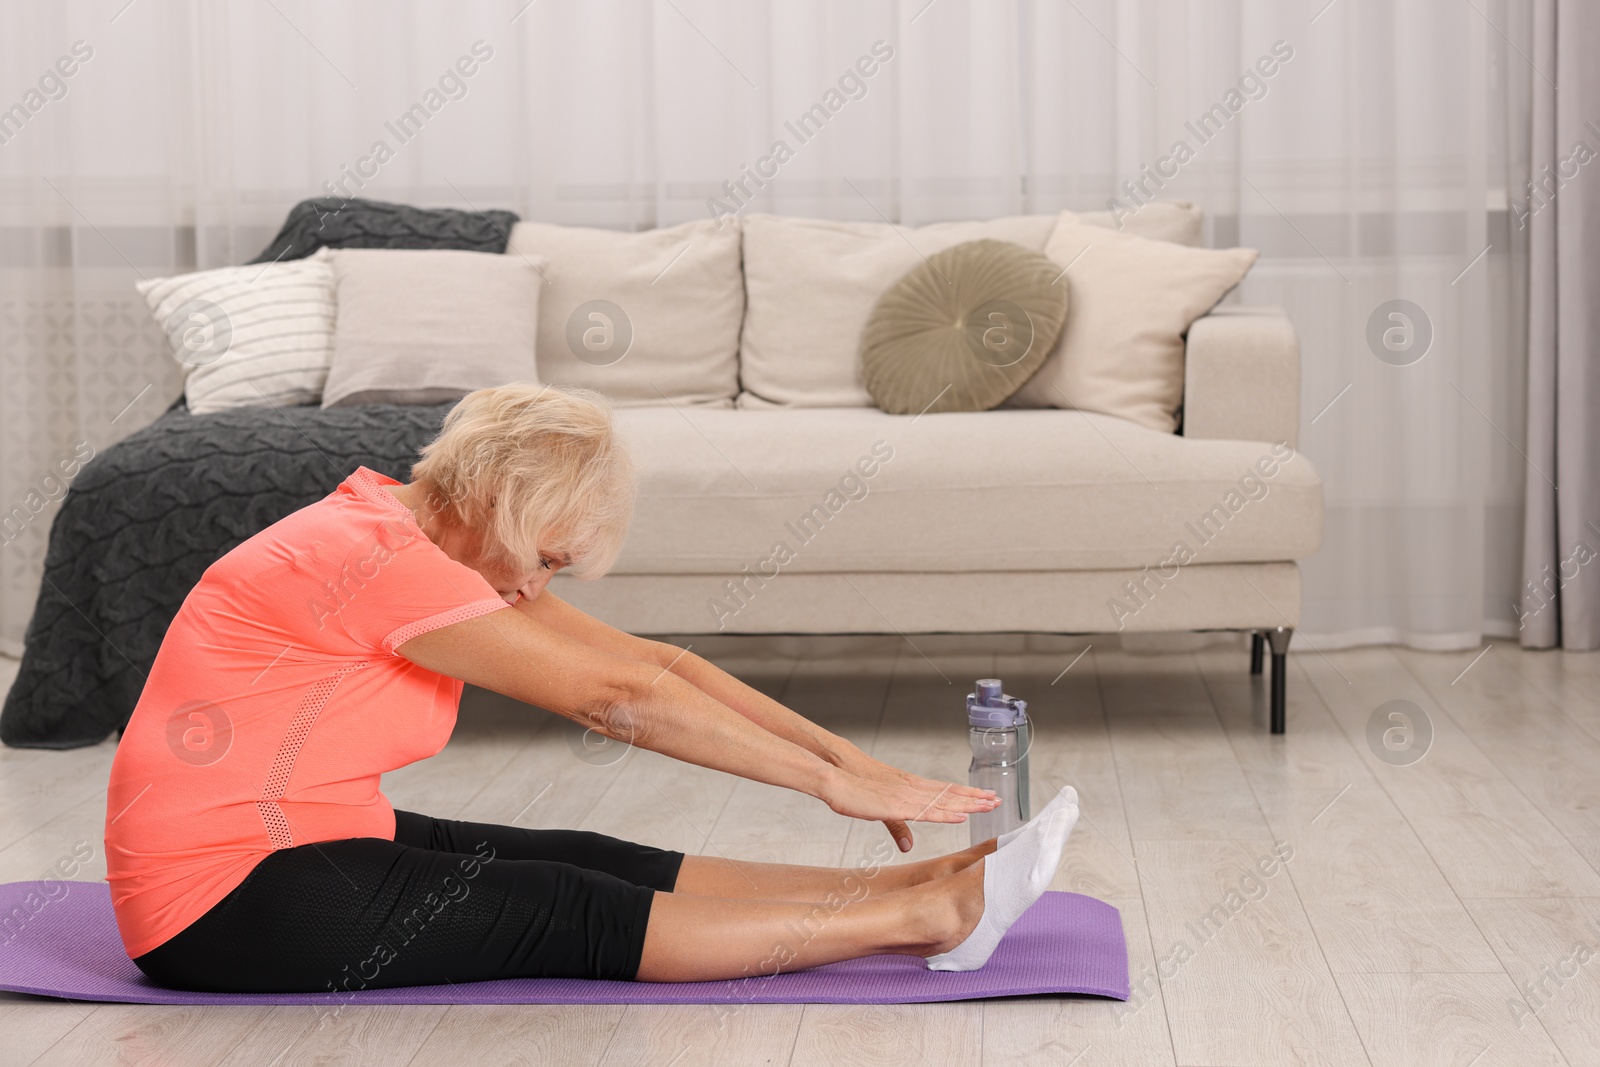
[818,752,999,853]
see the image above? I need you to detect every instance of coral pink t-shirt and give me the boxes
[104,466,512,959]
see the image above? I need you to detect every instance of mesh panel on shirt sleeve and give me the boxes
[383,598,513,655]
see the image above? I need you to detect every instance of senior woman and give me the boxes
[105,383,1079,992]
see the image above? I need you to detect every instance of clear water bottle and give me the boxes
[966,678,1032,846]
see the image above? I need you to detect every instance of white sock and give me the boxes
[926,799,1079,971]
[997,785,1078,849]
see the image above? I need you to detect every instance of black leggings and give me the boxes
[132,810,685,993]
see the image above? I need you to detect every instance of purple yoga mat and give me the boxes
[0,881,1128,1005]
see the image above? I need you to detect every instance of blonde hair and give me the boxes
[411,383,635,580]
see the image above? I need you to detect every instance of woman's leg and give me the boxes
[643,789,1082,980]
[650,789,1085,980]
[132,832,988,991]
[392,809,684,891]
[394,807,999,903]
[672,839,998,900]
[637,858,986,982]
[132,835,666,992]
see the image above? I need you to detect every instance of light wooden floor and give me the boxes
[2,635,1598,1067]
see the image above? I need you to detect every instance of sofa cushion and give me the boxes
[737,214,1060,409]
[323,248,544,407]
[604,406,1321,575]
[135,249,335,414]
[859,240,1067,415]
[506,218,743,407]
[736,200,1205,411]
[1007,214,1257,433]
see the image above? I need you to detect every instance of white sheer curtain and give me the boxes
[0,0,1534,654]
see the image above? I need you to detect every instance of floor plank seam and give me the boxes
[1302,648,1583,1065]
[1205,656,1378,1067]
[1095,647,1180,1067]
[1393,644,1600,888]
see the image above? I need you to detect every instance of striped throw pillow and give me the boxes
[135,248,336,414]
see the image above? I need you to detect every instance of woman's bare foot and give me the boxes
[916,856,988,958]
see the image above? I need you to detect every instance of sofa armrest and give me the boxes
[1182,305,1301,447]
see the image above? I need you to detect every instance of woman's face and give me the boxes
[426,510,571,604]
[481,548,572,604]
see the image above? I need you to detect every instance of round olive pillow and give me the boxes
[859,238,1068,415]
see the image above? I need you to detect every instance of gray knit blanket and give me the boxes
[0,399,459,749]
[2,196,519,748]
[249,197,519,263]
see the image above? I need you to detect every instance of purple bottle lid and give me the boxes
[967,677,1027,728]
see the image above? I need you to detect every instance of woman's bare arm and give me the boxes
[516,591,860,763]
[395,605,997,828]
[516,590,997,850]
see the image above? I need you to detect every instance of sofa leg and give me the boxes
[1266,627,1292,734]
[1249,631,1265,675]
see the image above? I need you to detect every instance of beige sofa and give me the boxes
[552,298,1320,732]
[520,200,1321,731]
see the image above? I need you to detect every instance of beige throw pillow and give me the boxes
[506,218,743,407]
[860,240,1068,415]
[323,249,544,408]
[1008,212,1257,433]
[738,214,1060,408]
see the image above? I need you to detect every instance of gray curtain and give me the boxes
[1521,0,1600,650]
